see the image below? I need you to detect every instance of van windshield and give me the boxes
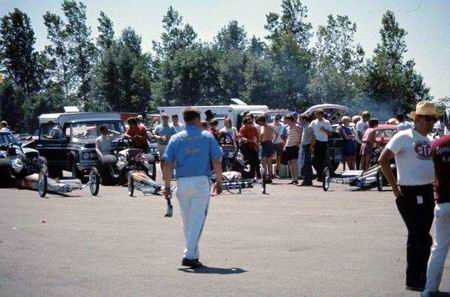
[71,121,124,142]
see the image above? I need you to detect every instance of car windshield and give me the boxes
[71,121,125,142]
[0,133,18,146]
[377,129,397,139]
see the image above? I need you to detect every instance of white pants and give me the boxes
[424,202,450,293]
[176,176,211,260]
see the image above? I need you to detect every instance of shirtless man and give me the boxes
[257,115,277,183]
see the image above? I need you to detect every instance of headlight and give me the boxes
[82,152,90,160]
[11,158,24,173]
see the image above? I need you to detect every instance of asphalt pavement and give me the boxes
[0,179,448,297]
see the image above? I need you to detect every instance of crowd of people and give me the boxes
[2,103,449,295]
[156,102,449,296]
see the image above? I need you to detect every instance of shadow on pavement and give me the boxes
[178,266,247,275]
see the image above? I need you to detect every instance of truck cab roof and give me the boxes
[38,112,122,127]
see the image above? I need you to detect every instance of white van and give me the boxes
[157,99,269,129]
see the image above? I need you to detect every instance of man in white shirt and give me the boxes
[379,101,439,292]
[310,110,333,181]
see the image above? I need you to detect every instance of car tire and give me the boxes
[322,167,331,192]
[38,166,48,198]
[89,168,100,196]
[70,156,84,181]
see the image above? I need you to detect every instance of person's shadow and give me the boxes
[178,266,247,275]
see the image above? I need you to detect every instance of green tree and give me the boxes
[308,15,365,103]
[62,0,96,104]
[214,21,248,99]
[265,0,313,108]
[96,11,114,51]
[44,0,96,106]
[366,10,430,112]
[0,9,41,95]
[153,6,199,106]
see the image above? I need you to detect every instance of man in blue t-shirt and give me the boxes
[163,108,223,269]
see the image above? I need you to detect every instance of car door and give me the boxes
[35,124,69,170]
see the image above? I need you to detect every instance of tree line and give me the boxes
[0,0,430,131]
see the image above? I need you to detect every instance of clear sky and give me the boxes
[1,0,449,98]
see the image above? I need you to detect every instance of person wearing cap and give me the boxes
[155,114,177,171]
[379,101,439,292]
[310,109,332,182]
[422,132,450,297]
[0,121,10,132]
[171,114,185,133]
[163,108,223,269]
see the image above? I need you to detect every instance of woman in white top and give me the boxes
[283,114,302,184]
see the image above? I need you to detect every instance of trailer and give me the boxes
[157,99,269,129]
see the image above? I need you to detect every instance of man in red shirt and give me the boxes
[125,118,149,152]
[239,116,260,180]
[422,135,450,297]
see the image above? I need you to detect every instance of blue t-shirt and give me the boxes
[155,124,177,145]
[164,125,223,178]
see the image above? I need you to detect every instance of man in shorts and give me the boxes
[257,115,277,183]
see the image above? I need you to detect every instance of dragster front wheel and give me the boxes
[128,172,134,197]
[38,166,48,198]
[322,167,331,192]
[89,168,100,196]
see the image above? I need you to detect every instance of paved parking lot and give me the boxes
[0,180,448,297]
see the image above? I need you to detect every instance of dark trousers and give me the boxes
[302,144,313,184]
[356,143,362,170]
[313,141,328,180]
[396,184,435,288]
[241,144,260,179]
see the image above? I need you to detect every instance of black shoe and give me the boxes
[406,285,425,292]
[289,180,298,185]
[182,258,204,268]
[299,182,313,186]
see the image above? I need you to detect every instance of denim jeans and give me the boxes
[424,202,450,293]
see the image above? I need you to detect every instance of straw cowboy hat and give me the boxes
[408,101,441,120]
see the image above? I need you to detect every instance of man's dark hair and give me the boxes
[210,118,218,126]
[172,114,178,119]
[396,114,405,122]
[127,118,137,126]
[284,114,295,121]
[183,108,201,123]
[99,125,108,133]
[369,118,379,128]
[275,114,282,121]
[243,116,252,125]
[256,115,266,124]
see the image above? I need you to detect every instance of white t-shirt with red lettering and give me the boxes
[385,128,434,186]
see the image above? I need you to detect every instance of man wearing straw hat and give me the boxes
[379,101,440,292]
